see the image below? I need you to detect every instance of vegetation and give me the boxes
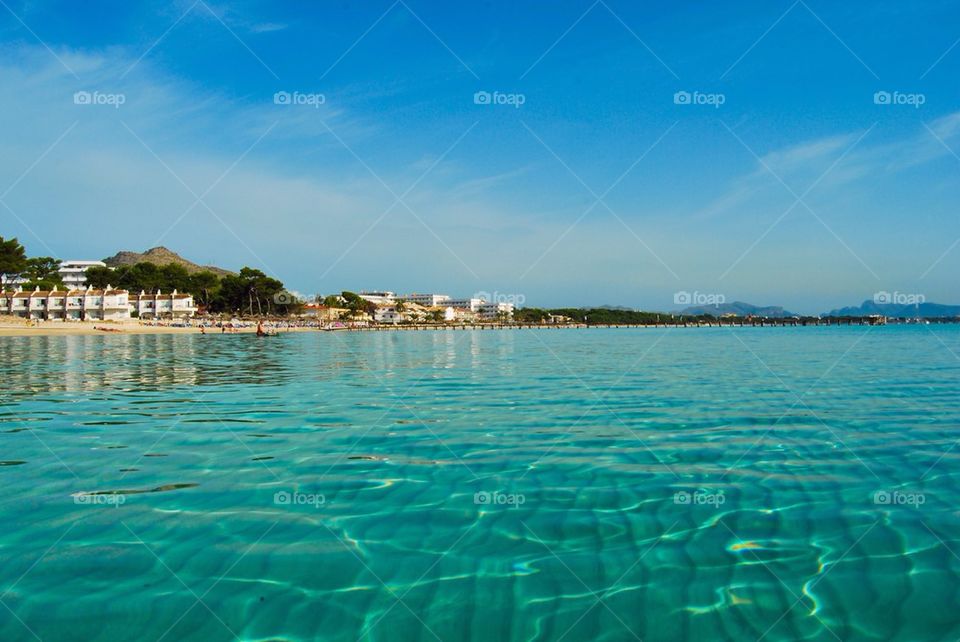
[547,308,665,325]
[0,236,28,285]
[339,291,376,316]
[514,307,795,325]
[87,263,296,315]
[0,236,297,316]
[0,238,63,289]
[21,256,64,289]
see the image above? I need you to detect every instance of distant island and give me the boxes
[680,301,797,318]
[824,299,960,318]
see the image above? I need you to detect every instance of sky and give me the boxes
[0,0,958,314]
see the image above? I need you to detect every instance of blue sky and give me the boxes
[0,0,958,313]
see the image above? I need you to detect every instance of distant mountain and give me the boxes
[103,246,234,277]
[680,301,797,318]
[597,304,635,311]
[824,300,960,318]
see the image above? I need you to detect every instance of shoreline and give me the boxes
[0,318,935,338]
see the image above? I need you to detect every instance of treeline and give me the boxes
[514,307,667,324]
[514,307,813,325]
[84,263,297,315]
[0,236,62,288]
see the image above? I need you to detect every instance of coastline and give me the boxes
[0,320,321,337]
[0,320,587,337]
[0,318,924,337]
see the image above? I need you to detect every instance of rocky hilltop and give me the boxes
[103,246,234,277]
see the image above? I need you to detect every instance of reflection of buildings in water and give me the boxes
[3,335,298,401]
[431,329,517,378]
[322,329,518,382]
[61,334,200,391]
[1,335,200,394]
[1,332,523,399]
[491,330,516,379]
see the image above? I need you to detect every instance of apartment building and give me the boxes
[59,260,108,289]
[130,290,198,319]
[1,285,130,321]
[1,286,197,321]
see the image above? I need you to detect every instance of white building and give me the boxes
[479,301,514,320]
[358,291,396,305]
[358,290,514,321]
[374,306,403,324]
[130,290,198,319]
[59,260,107,289]
[1,285,197,321]
[445,297,484,312]
[0,275,27,286]
[400,293,451,307]
[2,285,131,321]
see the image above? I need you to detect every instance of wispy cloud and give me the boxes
[699,115,960,220]
[249,22,287,34]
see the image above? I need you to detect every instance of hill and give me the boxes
[824,299,960,318]
[680,301,797,318]
[103,247,234,277]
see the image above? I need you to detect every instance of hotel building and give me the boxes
[1,286,197,321]
[400,293,451,307]
[358,291,396,305]
[478,301,515,319]
[59,260,108,289]
[356,289,516,321]
[130,290,198,319]
[2,286,131,321]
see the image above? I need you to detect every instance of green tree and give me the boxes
[213,273,247,314]
[240,267,267,315]
[159,263,192,292]
[187,271,220,309]
[113,262,163,293]
[22,256,64,289]
[210,267,288,316]
[0,236,28,286]
[340,291,375,315]
[83,266,116,289]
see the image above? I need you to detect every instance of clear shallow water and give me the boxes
[2,327,960,642]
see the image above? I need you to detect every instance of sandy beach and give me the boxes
[0,318,316,337]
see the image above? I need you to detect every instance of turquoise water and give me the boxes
[2,327,960,641]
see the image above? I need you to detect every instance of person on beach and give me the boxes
[256,321,266,336]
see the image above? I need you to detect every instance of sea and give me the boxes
[2,326,959,641]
